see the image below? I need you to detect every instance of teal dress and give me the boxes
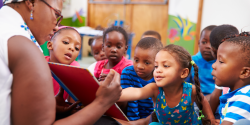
[151,82,201,125]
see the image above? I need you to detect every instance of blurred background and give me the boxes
[2,0,250,68]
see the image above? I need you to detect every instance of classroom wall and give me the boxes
[201,0,250,32]
[87,3,169,57]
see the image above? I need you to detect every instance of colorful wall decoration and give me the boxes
[167,0,200,55]
[61,0,87,27]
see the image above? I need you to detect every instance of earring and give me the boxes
[30,10,33,20]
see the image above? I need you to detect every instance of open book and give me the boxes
[48,62,129,121]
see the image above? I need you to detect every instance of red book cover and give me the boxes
[48,62,129,121]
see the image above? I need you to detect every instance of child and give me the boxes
[88,36,107,61]
[93,26,133,81]
[211,32,250,124]
[208,25,239,116]
[186,25,217,100]
[46,26,82,100]
[120,37,163,121]
[141,30,161,40]
[118,44,215,125]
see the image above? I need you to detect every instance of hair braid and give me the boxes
[193,64,210,125]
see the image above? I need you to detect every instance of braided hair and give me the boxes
[162,44,210,124]
[221,32,250,65]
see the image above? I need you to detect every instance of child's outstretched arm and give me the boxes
[118,83,158,102]
[192,85,216,125]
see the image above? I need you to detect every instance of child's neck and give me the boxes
[230,80,250,92]
[104,57,123,69]
[162,80,183,97]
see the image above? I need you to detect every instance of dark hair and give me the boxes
[221,32,250,65]
[51,27,81,42]
[210,24,239,50]
[161,44,210,125]
[200,25,217,36]
[136,37,163,54]
[103,26,128,45]
[88,36,103,47]
[142,30,161,40]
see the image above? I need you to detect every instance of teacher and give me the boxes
[0,0,123,124]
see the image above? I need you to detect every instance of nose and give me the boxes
[53,25,59,32]
[205,43,211,49]
[155,67,162,73]
[100,50,105,57]
[137,63,144,70]
[212,61,216,70]
[111,47,117,53]
[68,44,74,52]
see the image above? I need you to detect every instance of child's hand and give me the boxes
[96,69,122,106]
[215,119,220,125]
[99,73,108,81]
[55,87,81,115]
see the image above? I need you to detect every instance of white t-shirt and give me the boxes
[87,62,97,75]
[0,6,36,125]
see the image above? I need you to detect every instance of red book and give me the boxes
[48,62,129,121]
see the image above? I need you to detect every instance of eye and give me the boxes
[154,66,158,69]
[164,65,169,68]
[63,41,69,44]
[134,59,138,63]
[94,52,99,55]
[75,47,79,51]
[55,13,60,18]
[145,62,150,65]
[117,46,122,49]
[202,41,207,44]
[107,45,111,48]
[219,60,224,63]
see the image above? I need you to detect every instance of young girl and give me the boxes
[46,26,82,100]
[88,36,107,61]
[118,44,215,125]
[93,26,133,81]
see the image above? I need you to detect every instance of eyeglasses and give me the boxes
[41,0,63,26]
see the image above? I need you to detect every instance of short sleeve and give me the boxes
[120,67,135,89]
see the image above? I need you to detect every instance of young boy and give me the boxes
[119,37,163,121]
[141,30,161,41]
[186,25,217,100]
[208,25,239,116]
[211,32,250,124]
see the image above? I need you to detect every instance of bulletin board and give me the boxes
[166,0,203,55]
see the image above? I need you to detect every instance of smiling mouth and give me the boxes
[64,53,72,60]
[155,76,164,81]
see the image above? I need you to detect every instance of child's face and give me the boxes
[91,38,107,61]
[133,47,156,81]
[212,42,243,88]
[48,29,81,64]
[154,51,184,87]
[199,30,215,61]
[103,31,128,64]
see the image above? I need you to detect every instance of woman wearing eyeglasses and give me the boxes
[0,0,127,125]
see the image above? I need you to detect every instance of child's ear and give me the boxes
[124,45,128,54]
[239,67,250,79]
[181,68,189,78]
[47,41,53,50]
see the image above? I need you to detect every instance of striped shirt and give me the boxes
[121,66,154,121]
[219,85,250,124]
